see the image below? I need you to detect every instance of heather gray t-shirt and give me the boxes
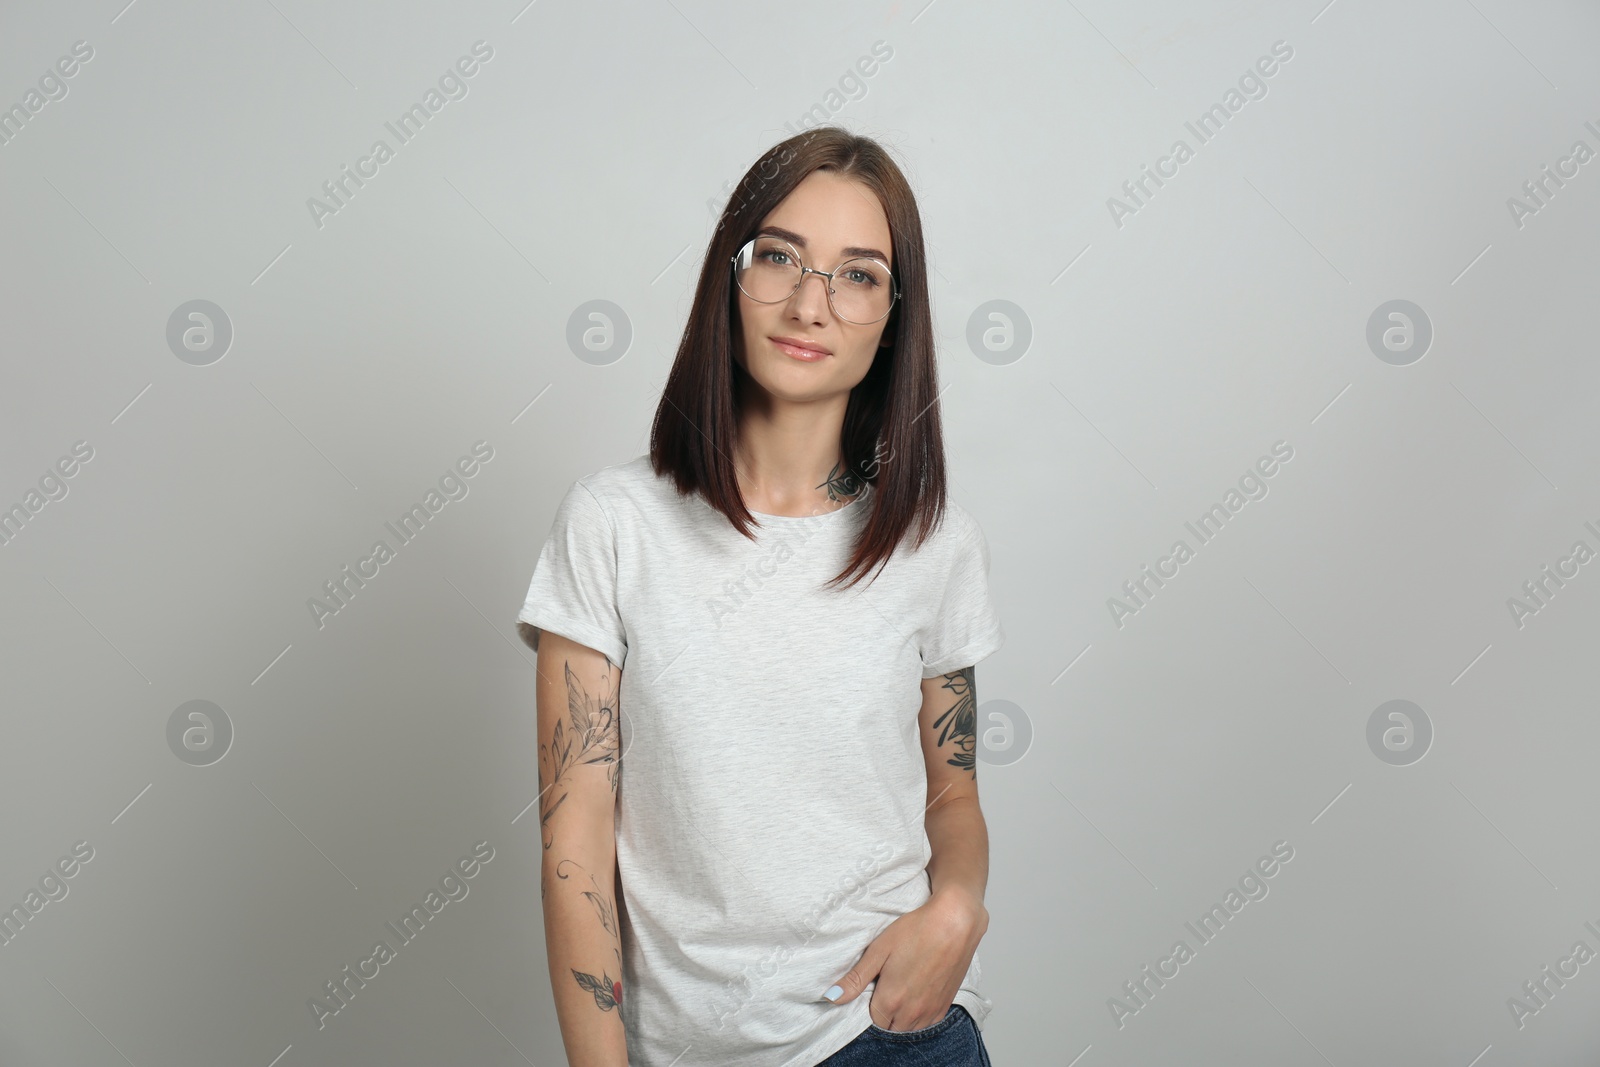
[517,454,1005,1067]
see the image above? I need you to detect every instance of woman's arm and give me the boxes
[821,665,993,1028]
[527,625,629,1067]
[919,666,991,927]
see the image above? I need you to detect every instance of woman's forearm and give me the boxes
[534,632,630,1066]
[543,835,629,1067]
[925,795,990,922]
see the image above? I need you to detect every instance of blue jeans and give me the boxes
[815,1004,993,1066]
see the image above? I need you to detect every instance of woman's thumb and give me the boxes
[822,942,886,1005]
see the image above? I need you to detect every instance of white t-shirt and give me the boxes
[517,454,1005,1067]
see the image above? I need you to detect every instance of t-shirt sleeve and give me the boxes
[919,510,1005,679]
[516,480,628,668]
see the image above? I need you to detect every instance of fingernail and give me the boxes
[823,984,843,1002]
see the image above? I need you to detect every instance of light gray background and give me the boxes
[2,0,1598,1064]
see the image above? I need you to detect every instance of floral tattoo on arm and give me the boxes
[539,658,620,852]
[557,859,624,1011]
[538,657,624,1011]
[931,667,979,779]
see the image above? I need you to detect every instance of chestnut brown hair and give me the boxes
[649,126,950,589]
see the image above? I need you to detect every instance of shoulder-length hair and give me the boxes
[649,126,949,589]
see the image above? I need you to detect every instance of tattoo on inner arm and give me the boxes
[572,967,622,1011]
[931,667,978,779]
[556,859,624,1011]
[538,657,625,1013]
[538,658,621,852]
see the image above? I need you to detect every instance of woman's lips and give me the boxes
[771,338,831,361]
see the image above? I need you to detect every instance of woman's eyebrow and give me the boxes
[758,225,890,265]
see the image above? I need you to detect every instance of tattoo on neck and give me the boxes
[819,461,864,504]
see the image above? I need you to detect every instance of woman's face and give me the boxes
[731,169,895,407]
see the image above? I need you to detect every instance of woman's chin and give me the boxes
[747,364,841,401]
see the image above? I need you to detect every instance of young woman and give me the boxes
[517,127,1003,1067]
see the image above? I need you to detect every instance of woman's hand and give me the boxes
[822,886,989,1031]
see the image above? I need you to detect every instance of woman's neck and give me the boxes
[732,403,861,517]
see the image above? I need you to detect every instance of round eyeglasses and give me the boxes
[731,236,899,326]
